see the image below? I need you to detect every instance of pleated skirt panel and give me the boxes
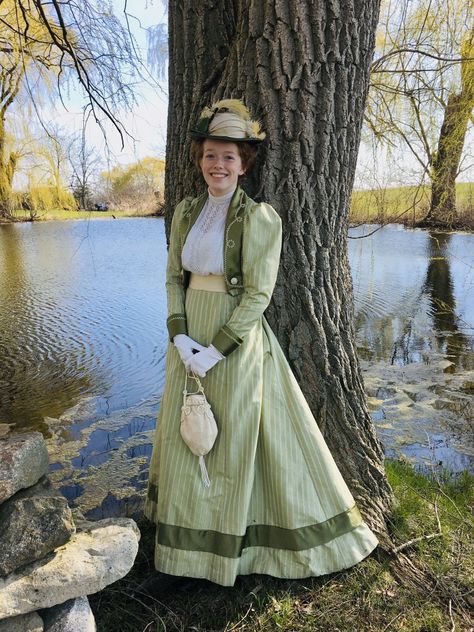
[145,288,378,587]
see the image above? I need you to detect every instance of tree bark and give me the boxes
[164,0,237,233]
[166,0,391,535]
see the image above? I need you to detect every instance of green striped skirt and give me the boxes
[145,287,378,586]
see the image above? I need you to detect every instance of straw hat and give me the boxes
[190,99,266,144]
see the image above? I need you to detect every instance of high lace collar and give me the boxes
[207,188,236,205]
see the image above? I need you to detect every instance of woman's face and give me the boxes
[200,140,244,196]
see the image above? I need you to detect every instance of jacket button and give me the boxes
[230,277,238,285]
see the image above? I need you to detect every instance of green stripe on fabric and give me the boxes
[157,505,363,558]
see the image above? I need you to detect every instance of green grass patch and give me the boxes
[7,207,159,222]
[89,460,473,631]
[350,182,474,227]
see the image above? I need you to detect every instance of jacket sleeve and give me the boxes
[211,202,282,356]
[166,199,188,340]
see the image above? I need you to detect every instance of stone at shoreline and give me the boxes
[0,425,14,439]
[0,433,49,504]
[0,611,43,631]
[0,485,75,576]
[41,597,95,632]
[0,518,140,620]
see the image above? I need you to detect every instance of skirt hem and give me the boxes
[153,523,378,587]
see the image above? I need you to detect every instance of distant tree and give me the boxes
[366,0,473,228]
[427,35,474,227]
[146,23,168,81]
[0,0,53,215]
[30,125,76,211]
[101,157,165,212]
[68,130,101,210]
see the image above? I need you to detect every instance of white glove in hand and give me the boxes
[185,345,224,377]
[173,334,205,365]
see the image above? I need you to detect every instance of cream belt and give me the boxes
[189,273,227,293]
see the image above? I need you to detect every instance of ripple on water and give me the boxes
[0,218,168,430]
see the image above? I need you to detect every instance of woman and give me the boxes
[145,99,378,587]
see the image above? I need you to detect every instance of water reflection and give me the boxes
[349,225,474,369]
[350,224,473,474]
[0,225,97,430]
[423,232,472,369]
[0,220,168,433]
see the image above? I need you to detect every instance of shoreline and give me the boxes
[0,210,161,224]
[13,352,468,523]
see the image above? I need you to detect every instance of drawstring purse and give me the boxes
[180,372,218,487]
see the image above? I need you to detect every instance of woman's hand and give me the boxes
[173,334,205,365]
[186,345,224,377]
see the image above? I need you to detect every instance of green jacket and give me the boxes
[166,186,282,356]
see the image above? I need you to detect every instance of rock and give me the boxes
[461,380,474,393]
[0,425,14,440]
[0,434,49,504]
[0,518,140,619]
[375,387,397,399]
[433,396,473,418]
[0,611,43,631]
[0,489,75,576]
[41,597,95,632]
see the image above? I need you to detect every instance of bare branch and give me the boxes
[372,48,472,73]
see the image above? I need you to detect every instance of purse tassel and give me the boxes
[199,456,211,488]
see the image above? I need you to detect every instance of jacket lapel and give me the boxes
[224,187,248,293]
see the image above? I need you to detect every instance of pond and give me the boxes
[0,218,472,517]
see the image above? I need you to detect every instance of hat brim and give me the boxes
[190,128,264,144]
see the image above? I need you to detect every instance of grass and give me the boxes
[5,207,160,222]
[350,182,474,228]
[89,460,474,632]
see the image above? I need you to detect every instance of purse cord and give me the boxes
[182,371,205,407]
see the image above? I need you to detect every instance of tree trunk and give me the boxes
[0,117,14,218]
[422,35,474,228]
[425,93,472,227]
[166,0,391,535]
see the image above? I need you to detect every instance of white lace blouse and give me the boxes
[181,189,234,275]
